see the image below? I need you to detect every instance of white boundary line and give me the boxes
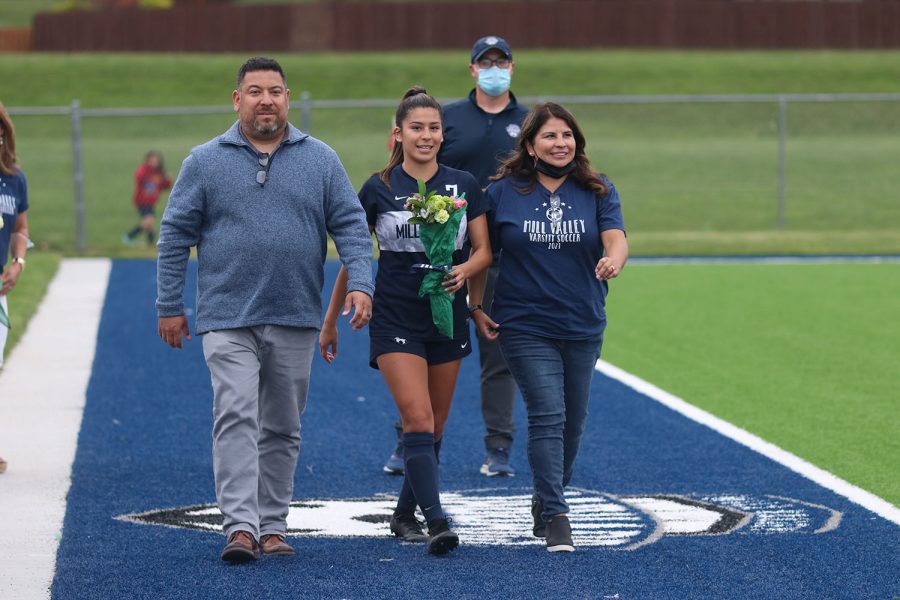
[595,359,900,525]
[0,258,111,600]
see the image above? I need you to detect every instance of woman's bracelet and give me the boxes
[467,304,484,315]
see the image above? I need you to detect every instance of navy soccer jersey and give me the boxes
[0,169,28,269]
[359,164,486,340]
[485,176,625,339]
[438,90,529,188]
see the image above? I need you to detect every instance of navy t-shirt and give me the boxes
[438,90,529,188]
[0,169,28,270]
[359,164,486,340]
[485,176,625,339]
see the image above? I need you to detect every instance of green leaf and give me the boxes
[408,217,425,225]
[417,178,427,197]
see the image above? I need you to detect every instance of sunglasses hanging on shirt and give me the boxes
[256,152,270,186]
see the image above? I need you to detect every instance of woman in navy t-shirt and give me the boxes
[321,87,492,555]
[470,102,628,553]
[0,103,32,475]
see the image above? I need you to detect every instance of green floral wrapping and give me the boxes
[418,206,467,338]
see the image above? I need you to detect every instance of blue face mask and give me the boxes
[477,66,512,97]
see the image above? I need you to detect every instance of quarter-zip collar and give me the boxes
[219,120,308,150]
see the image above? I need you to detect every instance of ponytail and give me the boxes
[378,86,442,189]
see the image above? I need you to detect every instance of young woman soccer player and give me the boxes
[321,86,492,555]
[469,102,628,553]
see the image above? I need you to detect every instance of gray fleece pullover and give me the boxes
[156,121,373,334]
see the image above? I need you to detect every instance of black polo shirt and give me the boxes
[438,90,530,188]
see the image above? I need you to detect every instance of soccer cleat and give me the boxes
[546,515,575,553]
[389,509,428,543]
[532,494,546,538]
[0,457,7,474]
[426,518,459,555]
[479,447,515,477]
[121,234,136,247]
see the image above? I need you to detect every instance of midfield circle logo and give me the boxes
[117,487,842,551]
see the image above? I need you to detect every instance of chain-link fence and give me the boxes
[9,93,900,255]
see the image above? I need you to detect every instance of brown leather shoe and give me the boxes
[260,533,295,556]
[221,530,260,563]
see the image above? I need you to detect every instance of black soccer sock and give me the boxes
[396,437,442,513]
[402,431,444,523]
[147,229,155,244]
[127,226,141,239]
[396,477,416,513]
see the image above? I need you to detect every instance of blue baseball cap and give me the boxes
[471,35,512,63]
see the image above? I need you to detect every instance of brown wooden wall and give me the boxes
[0,27,33,52]
[30,0,900,52]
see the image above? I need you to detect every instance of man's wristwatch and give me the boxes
[467,304,483,315]
[11,257,25,270]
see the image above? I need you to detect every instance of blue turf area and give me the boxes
[51,260,899,599]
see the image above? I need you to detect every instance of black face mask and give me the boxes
[534,157,576,179]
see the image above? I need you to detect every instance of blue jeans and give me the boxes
[499,330,603,521]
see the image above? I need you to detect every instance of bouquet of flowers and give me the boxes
[404,179,468,338]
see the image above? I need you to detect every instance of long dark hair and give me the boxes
[378,86,443,189]
[492,102,607,198]
[0,102,18,177]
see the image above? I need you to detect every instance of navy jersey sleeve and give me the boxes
[16,171,28,213]
[357,174,382,228]
[598,178,625,233]
[460,171,486,221]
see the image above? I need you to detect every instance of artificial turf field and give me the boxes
[3,259,894,599]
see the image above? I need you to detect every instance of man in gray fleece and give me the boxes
[156,57,374,563]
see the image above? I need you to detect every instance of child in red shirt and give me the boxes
[123,150,171,246]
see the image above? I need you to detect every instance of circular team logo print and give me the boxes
[117,487,841,551]
[506,124,521,138]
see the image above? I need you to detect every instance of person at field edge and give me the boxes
[123,150,171,246]
[321,86,492,555]
[381,35,529,479]
[156,57,374,563]
[469,102,628,552]
[0,102,31,475]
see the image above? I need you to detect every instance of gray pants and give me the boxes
[202,325,316,540]
[479,264,518,450]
